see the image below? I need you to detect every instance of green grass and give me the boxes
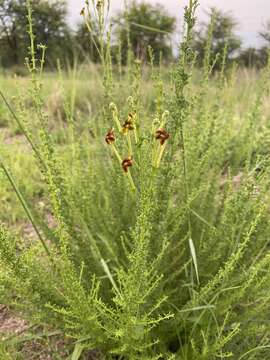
[1,64,270,360]
[0,0,270,359]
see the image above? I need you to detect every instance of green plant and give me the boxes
[0,1,270,359]
[193,7,241,70]
[113,0,176,63]
[0,0,71,68]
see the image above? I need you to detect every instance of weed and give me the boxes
[0,0,270,359]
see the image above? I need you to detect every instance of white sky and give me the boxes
[68,0,270,48]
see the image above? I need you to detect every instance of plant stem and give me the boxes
[0,159,51,259]
[0,90,43,166]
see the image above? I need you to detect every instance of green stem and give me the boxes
[26,0,36,71]
[111,144,122,164]
[134,125,138,144]
[110,104,122,133]
[126,132,133,157]
[0,91,43,166]
[156,144,166,168]
[0,159,51,259]
[126,171,136,192]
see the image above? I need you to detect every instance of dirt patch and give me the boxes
[0,305,28,339]
[0,306,101,359]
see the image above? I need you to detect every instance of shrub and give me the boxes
[0,1,270,359]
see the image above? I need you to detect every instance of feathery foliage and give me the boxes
[0,0,270,358]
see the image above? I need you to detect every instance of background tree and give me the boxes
[193,8,241,69]
[237,47,268,68]
[0,0,72,68]
[238,47,259,68]
[256,21,270,67]
[113,1,176,63]
[260,20,270,44]
[75,22,100,64]
[236,21,270,69]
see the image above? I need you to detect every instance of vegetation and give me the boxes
[113,1,176,62]
[193,8,241,69]
[0,0,71,68]
[1,0,270,70]
[0,0,270,359]
[0,0,176,69]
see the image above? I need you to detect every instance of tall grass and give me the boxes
[0,0,270,358]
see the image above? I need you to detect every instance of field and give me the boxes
[1,1,270,359]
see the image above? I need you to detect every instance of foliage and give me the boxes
[0,0,270,359]
[1,0,270,70]
[238,46,269,68]
[0,0,72,68]
[193,7,241,69]
[75,22,100,64]
[113,0,176,63]
[260,20,270,44]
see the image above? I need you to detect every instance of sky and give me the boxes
[68,0,270,48]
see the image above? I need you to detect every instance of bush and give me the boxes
[0,1,270,359]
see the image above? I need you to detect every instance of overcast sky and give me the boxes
[68,0,270,48]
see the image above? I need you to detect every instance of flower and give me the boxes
[105,129,115,145]
[155,128,169,145]
[122,157,133,173]
[96,0,103,10]
[80,7,85,16]
[122,113,135,133]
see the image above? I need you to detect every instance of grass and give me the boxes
[0,0,270,359]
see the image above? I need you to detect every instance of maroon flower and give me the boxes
[155,128,169,145]
[105,129,115,145]
[122,113,135,133]
[122,157,133,173]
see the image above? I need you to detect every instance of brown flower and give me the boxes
[96,0,103,10]
[105,129,115,145]
[155,128,169,145]
[122,157,133,173]
[122,113,135,133]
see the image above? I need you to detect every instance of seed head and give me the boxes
[96,0,103,10]
[122,157,133,173]
[105,129,115,145]
[155,128,169,145]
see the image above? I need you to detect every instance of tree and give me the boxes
[260,21,270,44]
[256,22,270,67]
[193,8,241,69]
[75,22,100,64]
[113,1,176,63]
[236,21,270,69]
[0,0,72,68]
[238,47,268,68]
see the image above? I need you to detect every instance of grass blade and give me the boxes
[0,90,43,166]
[0,158,51,258]
[189,237,200,285]
[101,258,122,298]
[71,343,85,360]
[238,345,270,359]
